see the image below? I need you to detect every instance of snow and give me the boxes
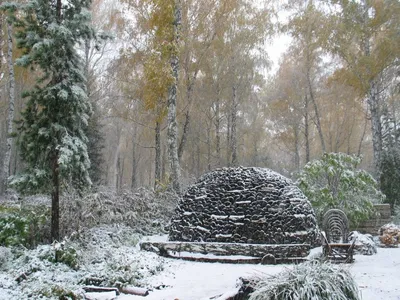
[1,230,400,299]
[119,244,400,300]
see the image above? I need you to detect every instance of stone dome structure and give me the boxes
[169,167,319,245]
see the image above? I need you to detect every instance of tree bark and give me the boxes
[2,22,15,193]
[226,111,231,166]
[367,80,383,174]
[294,125,300,171]
[0,14,3,194]
[154,120,161,189]
[131,135,137,189]
[178,109,190,161]
[231,85,238,166]
[306,58,325,153]
[51,152,60,241]
[304,94,310,163]
[167,0,182,194]
[207,120,211,171]
[161,143,166,183]
[362,0,383,177]
[215,93,221,167]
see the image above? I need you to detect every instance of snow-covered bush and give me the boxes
[348,231,377,255]
[60,186,178,237]
[248,261,360,300]
[0,225,165,298]
[0,246,12,271]
[297,153,384,227]
[0,204,50,247]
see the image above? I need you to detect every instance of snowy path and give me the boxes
[121,247,400,300]
[351,248,400,300]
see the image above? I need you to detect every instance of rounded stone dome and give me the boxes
[169,167,318,245]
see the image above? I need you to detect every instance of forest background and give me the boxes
[0,0,399,209]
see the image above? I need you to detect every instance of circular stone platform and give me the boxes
[169,167,319,245]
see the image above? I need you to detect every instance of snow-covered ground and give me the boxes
[120,242,400,300]
[1,230,400,300]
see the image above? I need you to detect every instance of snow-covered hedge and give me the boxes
[0,187,178,247]
[248,261,360,300]
[61,187,178,237]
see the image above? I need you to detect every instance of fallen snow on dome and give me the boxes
[169,167,319,246]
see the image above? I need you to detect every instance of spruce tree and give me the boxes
[4,0,94,241]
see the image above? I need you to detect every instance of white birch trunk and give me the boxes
[362,0,383,176]
[154,120,161,189]
[3,22,15,192]
[367,79,383,174]
[167,0,181,194]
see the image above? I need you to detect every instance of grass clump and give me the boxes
[249,261,360,300]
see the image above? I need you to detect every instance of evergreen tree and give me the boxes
[3,0,94,241]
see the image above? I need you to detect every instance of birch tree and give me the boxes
[1,16,15,194]
[323,0,400,176]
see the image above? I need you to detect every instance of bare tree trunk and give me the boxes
[155,120,161,189]
[207,121,211,171]
[226,111,231,166]
[252,138,258,167]
[306,61,325,153]
[231,85,238,166]
[0,15,4,195]
[0,12,3,71]
[215,94,221,167]
[2,22,15,193]
[111,126,122,190]
[357,112,368,157]
[362,0,382,177]
[167,0,182,194]
[294,125,300,171]
[367,80,383,173]
[51,152,60,242]
[178,110,190,161]
[116,155,121,192]
[131,134,137,189]
[161,143,166,182]
[304,94,310,163]
[196,140,200,177]
[121,156,125,190]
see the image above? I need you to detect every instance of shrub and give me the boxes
[297,152,384,227]
[0,204,50,247]
[60,186,178,237]
[348,231,377,255]
[248,261,360,300]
